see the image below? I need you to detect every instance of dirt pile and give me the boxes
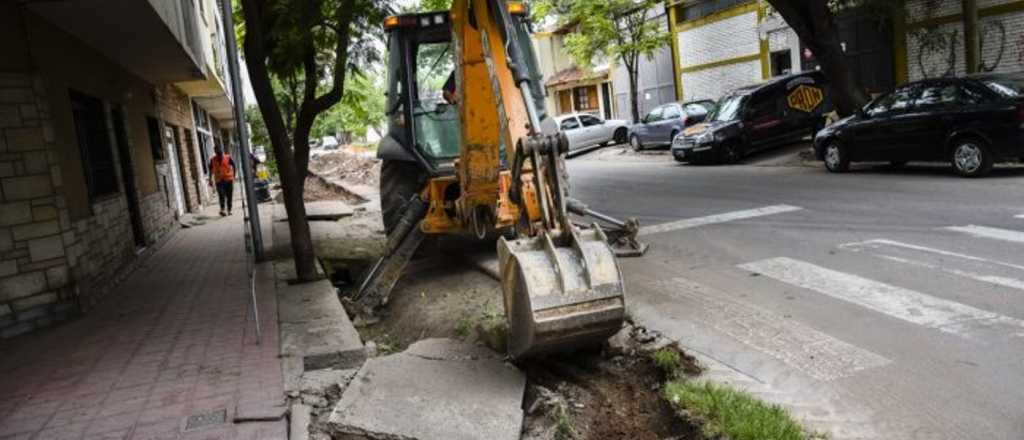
[308,149,380,186]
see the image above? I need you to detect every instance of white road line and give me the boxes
[638,204,802,236]
[945,225,1024,244]
[660,277,891,381]
[739,257,1024,338]
[840,239,1024,291]
[1015,214,1024,219]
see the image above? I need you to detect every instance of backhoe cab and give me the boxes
[361,0,639,359]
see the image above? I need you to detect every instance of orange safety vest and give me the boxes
[211,154,235,183]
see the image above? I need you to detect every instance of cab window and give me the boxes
[644,107,664,123]
[560,118,581,130]
[412,41,459,160]
[866,86,918,117]
[746,95,776,121]
[579,115,603,127]
[914,83,959,109]
[663,105,681,119]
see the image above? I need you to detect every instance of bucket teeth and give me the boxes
[498,226,626,359]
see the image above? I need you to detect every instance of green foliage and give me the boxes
[651,347,682,377]
[552,403,579,440]
[418,0,453,12]
[664,380,816,440]
[532,0,668,71]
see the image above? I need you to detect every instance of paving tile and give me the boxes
[0,208,284,440]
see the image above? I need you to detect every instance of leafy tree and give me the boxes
[534,0,669,123]
[237,0,385,281]
[764,0,903,116]
[309,72,386,142]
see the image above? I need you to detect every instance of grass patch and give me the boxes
[551,402,579,440]
[651,348,682,377]
[664,380,814,440]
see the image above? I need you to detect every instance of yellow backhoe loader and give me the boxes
[354,0,647,358]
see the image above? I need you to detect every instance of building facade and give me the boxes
[609,3,679,122]
[668,0,1024,103]
[532,30,616,120]
[0,0,237,338]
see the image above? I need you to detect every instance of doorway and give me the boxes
[111,107,146,249]
[601,83,612,120]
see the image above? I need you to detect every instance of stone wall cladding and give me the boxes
[0,71,179,338]
[0,73,77,338]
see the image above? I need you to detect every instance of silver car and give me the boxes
[556,113,630,152]
[629,100,716,151]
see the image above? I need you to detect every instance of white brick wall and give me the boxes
[677,11,760,67]
[905,0,1024,81]
[908,21,967,81]
[682,60,761,101]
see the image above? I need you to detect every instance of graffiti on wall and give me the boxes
[977,20,1005,73]
[1017,33,1024,65]
[915,28,958,78]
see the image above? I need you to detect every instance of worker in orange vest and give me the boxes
[209,146,237,216]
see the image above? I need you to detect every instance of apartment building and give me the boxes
[532,29,616,120]
[0,0,239,338]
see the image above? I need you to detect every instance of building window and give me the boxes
[146,117,165,161]
[677,0,750,23]
[70,91,119,198]
[770,50,792,77]
[573,85,599,111]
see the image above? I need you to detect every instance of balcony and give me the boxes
[27,0,206,84]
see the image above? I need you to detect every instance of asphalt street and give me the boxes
[567,151,1024,440]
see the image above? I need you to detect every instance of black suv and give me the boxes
[672,71,832,164]
[814,73,1024,177]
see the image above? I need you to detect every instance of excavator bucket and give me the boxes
[497,225,626,359]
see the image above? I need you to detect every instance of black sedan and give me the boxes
[814,74,1024,177]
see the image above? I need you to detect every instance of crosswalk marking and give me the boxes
[839,239,1024,291]
[945,225,1024,244]
[739,257,1024,338]
[660,277,891,381]
[638,204,802,236]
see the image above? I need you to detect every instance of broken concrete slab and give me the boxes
[282,319,366,371]
[310,216,386,261]
[329,338,525,440]
[275,201,355,222]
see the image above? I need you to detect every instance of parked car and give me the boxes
[629,100,716,150]
[815,73,1024,177]
[672,71,831,164]
[556,113,630,152]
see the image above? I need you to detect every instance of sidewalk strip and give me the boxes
[944,225,1024,244]
[739,257,1024,338]
[840,239,1024,291]
[639,204,802,236]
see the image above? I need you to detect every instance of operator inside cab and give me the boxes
[443,70,457,105]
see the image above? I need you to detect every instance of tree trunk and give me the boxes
[239,0,318,282]
[767,0,870,116]
[626,61,640,123]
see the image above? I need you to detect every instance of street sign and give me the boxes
[787,85,824,113]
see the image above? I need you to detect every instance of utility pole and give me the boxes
[963,0,980,74]
[220,0,265,260]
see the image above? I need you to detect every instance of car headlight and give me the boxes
[697,131,713,144]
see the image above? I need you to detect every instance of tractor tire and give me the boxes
[380,160,427,237]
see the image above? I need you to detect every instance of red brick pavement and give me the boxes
[0,210,286,440]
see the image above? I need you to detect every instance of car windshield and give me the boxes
[982,77,1024,98]
[708,95,744,122]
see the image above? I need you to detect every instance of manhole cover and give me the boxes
[184,408,228,431]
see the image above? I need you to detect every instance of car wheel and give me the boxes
[613,128,628,145]
[720,143,741,164]
[630,134,643,151]
[950,138,993,177]
[823,141,850,173]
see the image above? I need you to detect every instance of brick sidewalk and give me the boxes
[0,209,285,440]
